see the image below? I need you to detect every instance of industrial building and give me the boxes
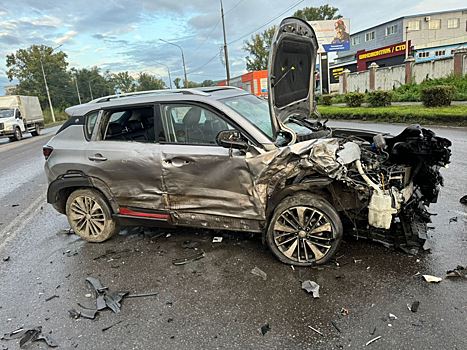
[329,8,467,84]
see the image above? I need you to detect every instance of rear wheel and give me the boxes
[266,193,343,266]
[31,124,41,136]
[65,189,119,242]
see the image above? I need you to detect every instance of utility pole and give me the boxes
[88,81,94,100]
[39,44,62,123]
[160,39,188,88]
[155,62,173,89]
[74,77,82,104]
[220,0,230,85]
[405,26,409,59]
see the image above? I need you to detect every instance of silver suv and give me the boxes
[44,18,451,266]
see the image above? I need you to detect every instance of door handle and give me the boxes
[88,153,107,162]
[164,158,190,167]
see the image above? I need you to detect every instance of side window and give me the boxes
[85,111,99,140]
[161,104,234,145]
[101,107,155,143]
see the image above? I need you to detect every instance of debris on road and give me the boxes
[45,295,59,302]
[251,266,267,281]
[308,325,324,336]
[365,335,382,346]
[2,256,9,262]
[172,250,205,266]
[102,320,123,332]
[422,275,442,283]
[408,301,420,312]
[449,217,458,223]
[460,195,467,204]
[301,280,320,298]
[331,320,341,333]
[446,265,466,278]
[370,326,376,335]
[340,307,349,316]
[260,323,270,336]
[68,309,80,319]
[212,236,223,243]
[1,326,58,348]
[389,313,398,320]
[126,292,159,299]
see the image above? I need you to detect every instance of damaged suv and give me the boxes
[44,18,451,266]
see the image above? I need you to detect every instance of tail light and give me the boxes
[43,145,54,160]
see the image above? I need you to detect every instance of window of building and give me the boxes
[365,31,375,41]
[429,19,441,30]
[386,24,398,36]
[407,20,420,31]
[161,104,234,145]
[435,50,446,56]
[102,107,155,143]
[351,36,361,46]
[418,52,430,58]
[447,18,459,29]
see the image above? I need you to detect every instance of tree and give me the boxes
[173,77,182,89]
[72,67,111,103]
[136,72,166,91]
[6,45,74,109]
[293,5,342,20]
[243,27,276,71]
[201,80,215,87]
[109,72,136,93]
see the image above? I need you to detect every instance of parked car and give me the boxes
[43,18,451,266]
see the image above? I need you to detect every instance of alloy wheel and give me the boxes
[69,196,106,238]
[272,206,335,263]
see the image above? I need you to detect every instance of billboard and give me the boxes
[307,18,350,53]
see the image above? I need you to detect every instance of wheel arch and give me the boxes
[47,173,118,214]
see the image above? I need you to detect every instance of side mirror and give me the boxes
[216,130,249,151]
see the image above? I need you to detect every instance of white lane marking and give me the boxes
[0,192,46,252]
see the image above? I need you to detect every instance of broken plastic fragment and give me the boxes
[2,256,10,262]
[446,265,467,278]
[389,313,398,320]
[251,266,267,281]
[2,326,58,348]
[460,195,467,204]
[86,277,107,293]
[307,325,324,336]
[366,335,382,346]
[422,275,442,283]
[212,237,223,243]
[340,307,349,316]
[172,250,205,266]
[80,308,98,319]
[260,323,270,336]
[301,280,320,298]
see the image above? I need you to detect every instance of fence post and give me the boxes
[453,48,467,77]
[368,62,379,91]
[404,57,415,84]
[340,69,350,94]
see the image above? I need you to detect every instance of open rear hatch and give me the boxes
[268,17,318,137]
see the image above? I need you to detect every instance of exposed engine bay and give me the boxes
[270,119,452,252]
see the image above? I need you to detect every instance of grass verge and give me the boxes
[318,105,467,126]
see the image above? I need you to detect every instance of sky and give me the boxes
[0,0,466,94]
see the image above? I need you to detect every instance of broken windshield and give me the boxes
[221,94,273,139]
[0,109,14,118]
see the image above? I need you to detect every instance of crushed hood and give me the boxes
[268,17,318,135]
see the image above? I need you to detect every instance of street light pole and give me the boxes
[155,62,173,89]
[40,44,62,123]
[220,0,231,85]
[88,81,94,100]
[74,76,82,104]
[160,39,188,88]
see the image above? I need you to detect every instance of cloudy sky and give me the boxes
[0,0,466,94]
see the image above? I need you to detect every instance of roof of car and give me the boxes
[65,86,249,116]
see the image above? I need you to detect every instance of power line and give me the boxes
[225,0,245,15]
[228,0,305,45]
[187,52,221,74]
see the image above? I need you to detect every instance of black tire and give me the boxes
[266,192,343,266]
[65,188,119,242]
[31,124,41,136]
[13,127,22,141]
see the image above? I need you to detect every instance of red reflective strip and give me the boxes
[119,208,169,220]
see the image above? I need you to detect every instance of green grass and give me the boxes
[318,105,467,126]
[43,108,68,126]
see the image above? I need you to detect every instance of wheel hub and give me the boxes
[69,196,105,237]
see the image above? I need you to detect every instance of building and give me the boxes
[330,8,467,84]
[217,70,268,97]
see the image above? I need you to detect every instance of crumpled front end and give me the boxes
[248,124,451,250]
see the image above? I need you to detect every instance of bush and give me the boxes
[420,85,455,107]
[344,92,365,107]
[367,90,392,107]
[322,94,333,105]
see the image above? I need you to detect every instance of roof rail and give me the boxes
[88,88,210,104]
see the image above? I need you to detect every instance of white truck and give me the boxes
[0,95,44,141]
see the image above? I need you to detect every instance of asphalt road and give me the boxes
[0,122,466,350]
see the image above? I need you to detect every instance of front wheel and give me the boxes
[266,193,343,266]
[65,189,119,242]
[13,127,22,141]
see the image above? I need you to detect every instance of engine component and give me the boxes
[373,134,386,150]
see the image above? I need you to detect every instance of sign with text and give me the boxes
[308,18,351,52]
